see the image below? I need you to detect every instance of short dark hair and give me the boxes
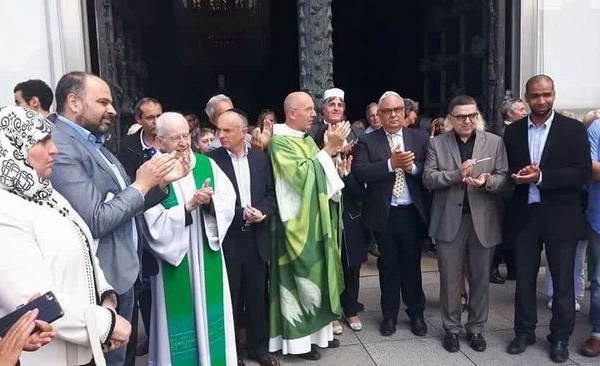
[13,79,54,111]
[447,95,477,113]
[525,74,554,95]
[55,71,88,114]
[134,97,161,119]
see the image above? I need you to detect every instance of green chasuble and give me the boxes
[160,152,227,366]
[268,133,344,340]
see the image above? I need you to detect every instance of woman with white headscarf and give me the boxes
[0,106,131,366]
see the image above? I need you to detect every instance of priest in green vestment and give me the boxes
[268,91,351,361]
[143,112,238,366]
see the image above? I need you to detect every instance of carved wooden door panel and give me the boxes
[419,0,505,132]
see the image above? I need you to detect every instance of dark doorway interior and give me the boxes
[137,0,299,124]
[332,0,492,123]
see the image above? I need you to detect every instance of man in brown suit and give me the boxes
[423,95,508,353]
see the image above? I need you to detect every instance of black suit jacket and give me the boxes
[354,127,430,233]
[503,113,591,241]
[208,147,277,262]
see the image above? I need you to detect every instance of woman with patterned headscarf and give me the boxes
[0,106,131,366]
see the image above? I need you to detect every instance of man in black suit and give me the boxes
[116,97,163,362]
[208,109,278,366]
[354,91,430,337]
[504,75,591,363]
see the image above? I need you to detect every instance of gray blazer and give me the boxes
[423,130,508,248]
[50,119,145,294]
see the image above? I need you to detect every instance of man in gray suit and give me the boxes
[49,71,179,365]
[423,95,508,353]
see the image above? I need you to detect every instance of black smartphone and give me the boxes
[0,291,64,337]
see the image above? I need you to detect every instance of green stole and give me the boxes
[160,153,227,366]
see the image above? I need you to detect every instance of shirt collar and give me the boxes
[527,110,555,129]
[226,145,248,159]
[57,115,105,147]
[383,128,403,137]
[274,123,306,138]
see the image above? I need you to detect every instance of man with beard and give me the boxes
[143,112,238,365]
[50,71,180,366]
[504,75,591,363]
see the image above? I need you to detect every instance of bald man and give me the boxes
[267,92,349,361]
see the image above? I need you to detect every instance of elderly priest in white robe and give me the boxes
[143,112,237,366]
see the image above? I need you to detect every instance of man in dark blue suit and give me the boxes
[208,109,278,366]
[354,91,430,338]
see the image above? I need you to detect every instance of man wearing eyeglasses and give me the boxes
[504,75,591,363]
[423,95,508,353]
[354,91,430,338]
[144,112,240,365]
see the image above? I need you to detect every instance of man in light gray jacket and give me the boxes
[50,71,179,365]
[423,95,508,354]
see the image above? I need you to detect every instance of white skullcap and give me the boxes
[323,87,345,101]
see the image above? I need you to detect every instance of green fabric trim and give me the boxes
[192,153,227,366]
[161,168,199,365]
[159,153,226,365]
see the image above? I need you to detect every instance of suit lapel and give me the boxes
[218,149,241,205]
[539,114,559,168]
[247,150,258,206]
[376,129,392,158]
[444,132,462,167]
[57,120,122,186]
[472,130,486,161]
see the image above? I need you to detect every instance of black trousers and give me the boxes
[514,205,577,342]
[225,230,269,358]
[374,205,426,320]
[491,240,516,276]
[340,238,361,317]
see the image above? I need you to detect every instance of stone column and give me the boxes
[297,0,334,100]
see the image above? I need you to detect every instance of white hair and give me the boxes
[156,111,188,137]
[205,94,232,120]
[583,109,600,129]
[378,91,403,106]
[442,113,487,132]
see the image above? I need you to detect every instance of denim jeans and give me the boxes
[589,230,600,336]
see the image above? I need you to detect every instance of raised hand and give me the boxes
[185,178,213,212]
[135,152,179,193]
[391,150,415,171]
[323,121,351,156]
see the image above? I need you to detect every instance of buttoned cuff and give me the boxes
[387,159,393,173]
[535,171,543,186]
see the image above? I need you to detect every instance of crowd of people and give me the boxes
[1,72,599,366]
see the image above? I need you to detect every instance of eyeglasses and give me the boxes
[379,106,405,116]
[449,112,479,123]
[159,133,191,142]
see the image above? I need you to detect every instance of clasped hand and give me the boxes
[391,150,415,172]
[244,205,267,223]
[185,178,213,212]
[511,164,540,184]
